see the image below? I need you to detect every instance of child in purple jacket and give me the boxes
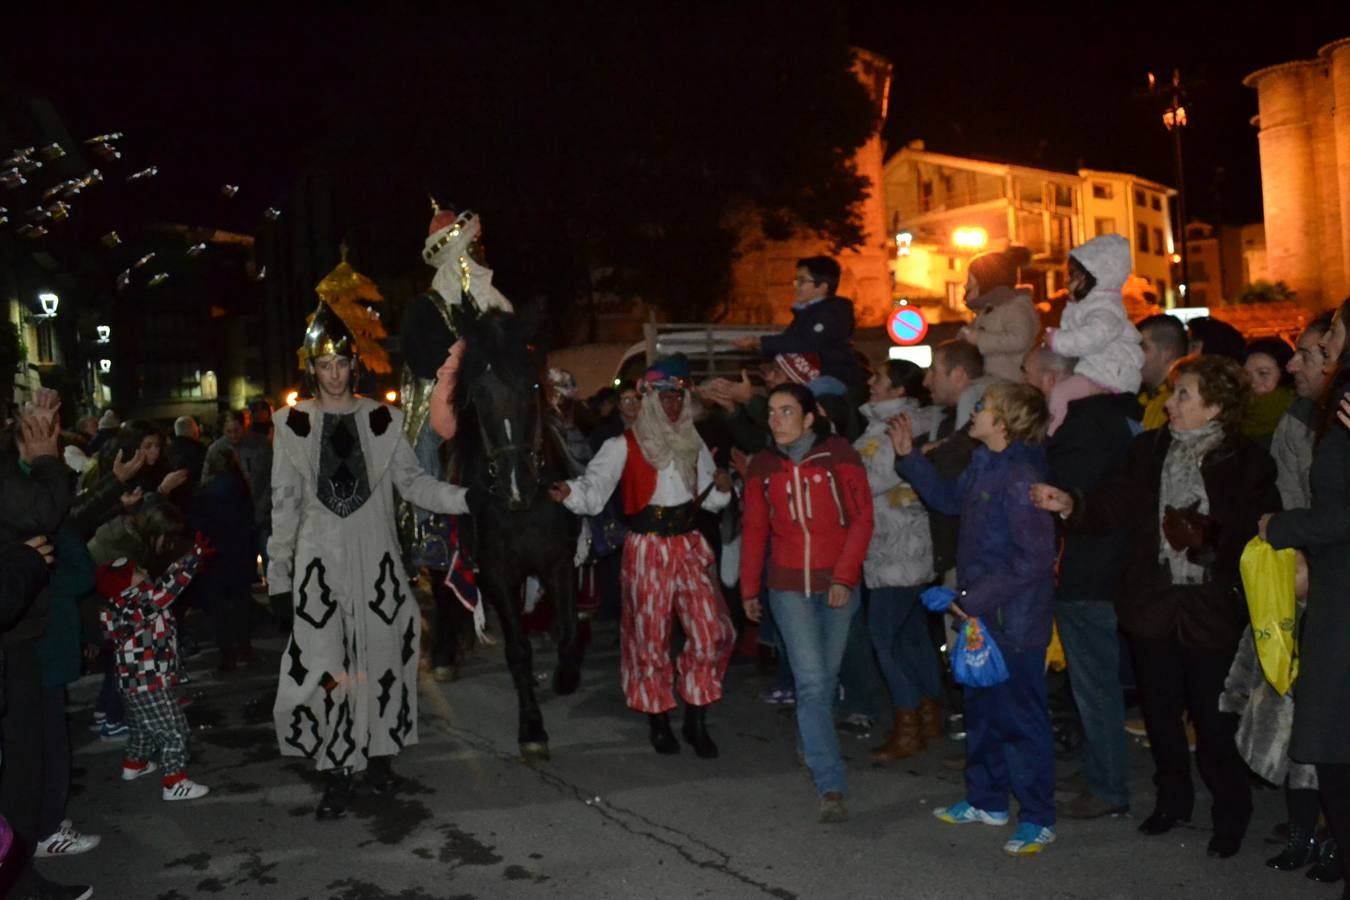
[888,381,1058,856]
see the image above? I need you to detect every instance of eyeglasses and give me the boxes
[973,399,986,414]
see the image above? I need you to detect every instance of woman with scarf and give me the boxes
[1031,354,1280,859]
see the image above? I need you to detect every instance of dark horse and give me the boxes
[454,309,582,761]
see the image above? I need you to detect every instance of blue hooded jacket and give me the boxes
[896,440,1055,652]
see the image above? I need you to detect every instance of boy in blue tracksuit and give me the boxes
[888,381,1058,856]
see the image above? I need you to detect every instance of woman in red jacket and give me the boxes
[740,382,874,824]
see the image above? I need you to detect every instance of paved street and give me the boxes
[48,612,1315,900]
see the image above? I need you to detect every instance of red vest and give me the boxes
[620,430,660,516]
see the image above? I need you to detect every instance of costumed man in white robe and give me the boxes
[269,295,475,820]
[549,355,736,757]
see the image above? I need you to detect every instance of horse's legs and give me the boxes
[546,550,581,696]
[479,564,549,759]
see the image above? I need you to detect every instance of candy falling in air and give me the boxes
[132,252,156,269]
[15,158,41,174]
[186,242,207,257]
[83,132,124,144]
[220,185,239,198]
[16,224,48,239]
[125,166,158,182]
[115,269,132,290]
[252,265,267,282]
[25,206,51,223]
[45,201,70,222]
[147,272,170,288]
[90,143,121,162]
[263,207,280,221]
[101,231,122,248]
[35,143,65,161]
[0,170,26,189]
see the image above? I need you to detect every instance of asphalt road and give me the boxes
[44,617,1319,900]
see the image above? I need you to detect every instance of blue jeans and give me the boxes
[835,606,884,720]
[868,585,942,710]
[1055,599,1129,808]
[769,588,859,797]
[964,647,1056,827]
[758,597,796,693]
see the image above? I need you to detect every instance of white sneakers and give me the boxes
[121,761,158,781]
[34,820,101,857]
[162,778,210,801]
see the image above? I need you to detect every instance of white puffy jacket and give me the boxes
[854,397,941,588]
[1051,234,1145,394]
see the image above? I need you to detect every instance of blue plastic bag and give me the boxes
[921,585,957,612]
[951,617,1010,688]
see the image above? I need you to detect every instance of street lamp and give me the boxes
[1148,69,1191,303]
[98,359,111,373]
[37,292,59,318]
[96,324,111,343]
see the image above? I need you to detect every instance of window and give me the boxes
[1191,260,1209,282]
[1157,278,1167,295]
[1152,228,1164,255]
[1190,289,1208,306]
[36,322,54,363]
[1094,217,1116,236]
[1018,178,1044,208]
[1134,189,1147,206]
[1053,184,1074,209]
[1136,223,1150,253]
[1091,182,1113,200]
[1151,195,1162,211]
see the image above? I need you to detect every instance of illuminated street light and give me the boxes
[384,389,399,404]
[98,358,111,373]
[285,389,299,407]
[37,291,59,317]
[894,231,913,256]
[96,324,111,343]
[952,227,988,251]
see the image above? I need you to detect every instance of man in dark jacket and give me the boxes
[166,417,206,513]
[1023,347,1138,818]
[734,256,863,395]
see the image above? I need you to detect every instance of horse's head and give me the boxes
[455,310,547,512]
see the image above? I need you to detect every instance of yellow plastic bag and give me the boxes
[1239,537,1299,695]
[1045,619,1066,672]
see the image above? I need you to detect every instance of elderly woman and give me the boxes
[1031,355,1280,859]
[1261,297,1350,888]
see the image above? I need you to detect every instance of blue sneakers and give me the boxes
[1003,822,1056,856]
[933,800,1009,826]
[99,721,129,742]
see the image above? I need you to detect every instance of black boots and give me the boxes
[681,704,718,759]
[315,767,354,820]
[1307,838,1342,883]
[649,713,679,754]
[366,755,401,794]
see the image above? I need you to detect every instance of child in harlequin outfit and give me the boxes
[888,382,1058,856]
[96,529,214,801]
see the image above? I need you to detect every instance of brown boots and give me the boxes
[870,698,943,763]
[870,708,926,762]
[918,697,943,740]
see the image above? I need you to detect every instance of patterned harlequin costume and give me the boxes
[561,362,734,718]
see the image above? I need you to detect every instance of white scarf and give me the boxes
[631,390,700,495]
[423,218,514,315]
[1158,421,1224,585]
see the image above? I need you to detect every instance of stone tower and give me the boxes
[1244,37,1350,310]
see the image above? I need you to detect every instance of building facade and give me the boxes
[881,144,1179,318]
[1244,37,1350,310]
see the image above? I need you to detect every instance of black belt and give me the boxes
[627,503,698,536]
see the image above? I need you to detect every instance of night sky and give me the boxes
[5,6,1348,239]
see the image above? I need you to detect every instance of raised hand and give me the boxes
[885,414,914,457]
[17,412,59,462]
[24,534,54,565]
[112,447,148,483]
[158,468,190,495]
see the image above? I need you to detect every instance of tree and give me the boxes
[302,8,878,326]
[1233,279,1295,305]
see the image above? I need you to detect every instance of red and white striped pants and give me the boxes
[620,530,734,714]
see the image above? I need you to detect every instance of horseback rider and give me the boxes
[548,354,736,758]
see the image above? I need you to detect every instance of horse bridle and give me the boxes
[466,366,546,483]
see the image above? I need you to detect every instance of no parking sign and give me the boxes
[887,306,929,346]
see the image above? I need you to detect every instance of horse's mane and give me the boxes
[453,310,537,411]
